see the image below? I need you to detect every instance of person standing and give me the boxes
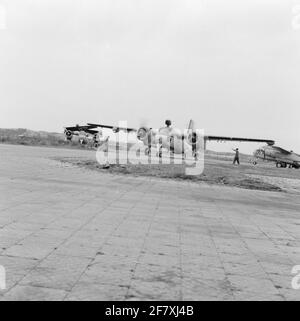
[233,148,240,165]
[191,132,198,159]
[157,120,173,157]
[159,119,173,135]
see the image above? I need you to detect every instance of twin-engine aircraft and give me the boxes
[253,145,300,169]
[64,120,275,159]
[64,124,106,147]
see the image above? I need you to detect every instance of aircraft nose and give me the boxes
[254,149,264,157]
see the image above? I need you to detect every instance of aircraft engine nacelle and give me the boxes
[137,127,147,140]
[65,130,73,141]
[112,127,120,133]
[137,127,150,141]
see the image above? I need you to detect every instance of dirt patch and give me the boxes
[54,157,282,192]
[248,174,300,194]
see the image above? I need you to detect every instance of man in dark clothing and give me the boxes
[233,148,240,165]
[158,120,173,157]
[191,132,197,158]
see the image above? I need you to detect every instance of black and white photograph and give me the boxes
[0,0,300,305]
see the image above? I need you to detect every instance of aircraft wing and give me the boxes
[84,129,99,135]
[87,123,137,133]
[205,135,275,146]
[65,125,99,132]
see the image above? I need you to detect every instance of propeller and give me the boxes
[136,118,152,141]
[186,119,203,145]
[64,130,73,140]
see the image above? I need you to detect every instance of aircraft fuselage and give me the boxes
[254,145,300,168]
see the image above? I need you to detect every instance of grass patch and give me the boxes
[56,157,282,192]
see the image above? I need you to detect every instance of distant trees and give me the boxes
[0,128,75,148]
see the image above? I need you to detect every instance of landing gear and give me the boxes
[192,151,199,161]
[276,162,287,168]
[157,139,163,158]
[145,147,151,156]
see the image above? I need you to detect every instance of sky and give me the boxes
[0,0,300,153]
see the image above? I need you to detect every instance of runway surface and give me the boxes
[0,144,299,301]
